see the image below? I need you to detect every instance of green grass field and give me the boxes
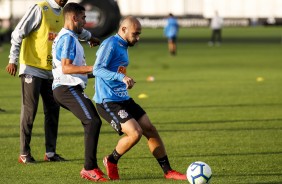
[0,27,282,184]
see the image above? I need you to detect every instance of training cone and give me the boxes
[256,77,264,82]
[138,93,148,99]
[146,76,155,82]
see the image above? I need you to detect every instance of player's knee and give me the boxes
[83,118,102,127]
[130,128,143,142]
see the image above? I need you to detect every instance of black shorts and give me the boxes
[96,98,146,135]
[168,36,177,43]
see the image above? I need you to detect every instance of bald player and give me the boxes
[92,16,187,181]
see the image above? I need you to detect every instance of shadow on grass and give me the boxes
[141,37,281,44]
[144,103,282,110]
[179,151,282,158]
[215,173,282,184]
[216,173,282,177]
[155,118,282,126]
[1,117,282,138]
[241,183,282,184]
[2,103,281,114]
[123,151,282,160]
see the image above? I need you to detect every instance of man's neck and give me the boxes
[46,0,61,9]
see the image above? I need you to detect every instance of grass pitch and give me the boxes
[0,26,282,183]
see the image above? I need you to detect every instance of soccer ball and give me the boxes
[186,161,212,184]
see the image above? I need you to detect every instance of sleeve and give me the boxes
[93,40,125,82]
[78,29,91,41]
[8,4,42,64]
[56,35,76,61]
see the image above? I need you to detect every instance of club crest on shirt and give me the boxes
[117,66,126,74]
[118,110,128,119]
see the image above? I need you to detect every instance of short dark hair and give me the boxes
[63,3,85,17]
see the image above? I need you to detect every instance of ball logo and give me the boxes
[190,162,205,172]
[118,110,128,119]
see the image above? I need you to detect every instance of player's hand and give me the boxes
[6,63,18,76]
[123,76,135,89]
[88,36,100,47]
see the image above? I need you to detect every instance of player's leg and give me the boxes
[120,99,173,174]
[168,39,175,55]
[53,85,106,181]
[217,29,222,44]
[53,86,101,168]
[96,101,143,156]
[40,78,62,161]
[167,39,170,53]
[138,113,186,180]
[138,114,166,158]
[103,118,143,179]
[96,101,143,180]
[209,29,216,46]
[116,119,143,155]
[171,37,177,55]
[19,75,41,163]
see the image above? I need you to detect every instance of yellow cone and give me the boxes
[138,93,148,99]
[256,77,264,82]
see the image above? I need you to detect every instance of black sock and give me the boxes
[108,149,122,164]
[157,155,172,174]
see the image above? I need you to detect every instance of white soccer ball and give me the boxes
[186,161,212,184]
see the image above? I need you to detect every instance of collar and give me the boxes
[115,34,128,47]
[62,28,78,38]
[46,0,62,10]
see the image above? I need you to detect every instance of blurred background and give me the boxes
[1,0,282,40]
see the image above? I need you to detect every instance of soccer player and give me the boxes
[209,11,224,46]
[93,16,187,180]
[52,3,106,182]
[164,13,179,55]
[5,0,100,164]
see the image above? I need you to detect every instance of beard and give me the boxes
[75,26,83,34]
[127,42,134,47]
[127,40,138,47]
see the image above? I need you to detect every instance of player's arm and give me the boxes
[58,35,92,74]
[61,59,92,74]
[87,73,95,78]
[6,4,41,76]
[93,42,135,89]
[93,43,124,81]
[122,76,135,89]
[79,29,100,47]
